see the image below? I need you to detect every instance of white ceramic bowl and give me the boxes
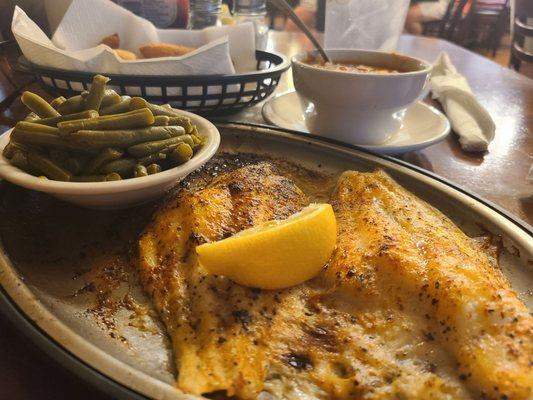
[0,110,220,209]
[292,49,432,145]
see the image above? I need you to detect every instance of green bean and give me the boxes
[57,95,85,115]
[100,96,131,115]
[82,89,120,109]
[167,117,194,133]
[2,141,33,159]
[61,90,119,114]
[2,142,16,159]
[66,126,184,149]
[153,115,170,126]
[49,149,69,165]
[84,75,110,111]
[146,163,161,175]
[169,143,193,165]
[152,103,175,112]
[134,164,148,177]
[15,121,60,135]
[33,110,99,127]
[50,96,67,110]
[72,175,107,182]
[83,147,123,174]
[191,135,201,147]
[98,108,151,119]
[127,134,191,157]
[64,157,87,175]
[11,129,96,154]
[130,98,193,131]
[21,92,60,118]
[101,91,121,108]
[58,108,154,134]
[138,152,167,166]
[100,158,136,175]
[27,152,72,181]
[7,74,204,182]
[9,151,31,171]
[128,97,149,110]
[105,172,122,181]
[24,112,39,121]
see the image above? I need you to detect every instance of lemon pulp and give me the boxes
[196,203,337,289]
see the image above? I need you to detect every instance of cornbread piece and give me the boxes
[139,43,196,58]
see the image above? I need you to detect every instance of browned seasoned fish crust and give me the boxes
[328,170,532,400]
[139,165,532,400]
[138,163,310,398]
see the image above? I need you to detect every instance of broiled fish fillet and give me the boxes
[327,170,532,400]
[139,163,310,397]
[139,165,532,400]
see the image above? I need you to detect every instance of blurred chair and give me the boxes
[465,0,510,56]
[509,0,533,71]
[423,0,470,43]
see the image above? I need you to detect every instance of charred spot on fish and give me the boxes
[306,325,337,351]
[285,353,313,371]
[232,309,252,330]
[249,287,261,300]
[220,230,233,240]
[332,361,354,378]
[228,181,246,195]
[312,326,328,337]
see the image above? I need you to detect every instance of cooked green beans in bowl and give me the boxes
[3,74,207,182]
[0,74,220,209]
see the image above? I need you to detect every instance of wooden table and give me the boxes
[0,33,532,399]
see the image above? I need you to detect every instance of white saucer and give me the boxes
[262,91,450,155]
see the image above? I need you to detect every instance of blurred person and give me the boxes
[285,0,320,31]
[287,0,441,34]
[405,0,450,35]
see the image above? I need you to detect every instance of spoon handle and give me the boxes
[269,0,331,62]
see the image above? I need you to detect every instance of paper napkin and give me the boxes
[431,52,496,152]
[12,0,257,76]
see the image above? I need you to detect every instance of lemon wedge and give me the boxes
[196,203,337,289]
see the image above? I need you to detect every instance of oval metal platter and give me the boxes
[0,123,531,400]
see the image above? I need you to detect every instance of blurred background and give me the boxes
[0,0,531,77]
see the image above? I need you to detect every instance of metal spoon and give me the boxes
[269,0,331,62]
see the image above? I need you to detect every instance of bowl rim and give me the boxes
[0,109,220,195]
[19,50,291,82]
[291,49,433,77]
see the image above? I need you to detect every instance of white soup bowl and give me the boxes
[292,49,432,145]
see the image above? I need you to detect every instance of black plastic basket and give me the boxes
[18,50,290,116]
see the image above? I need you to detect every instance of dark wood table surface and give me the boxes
[0,32,532,399]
